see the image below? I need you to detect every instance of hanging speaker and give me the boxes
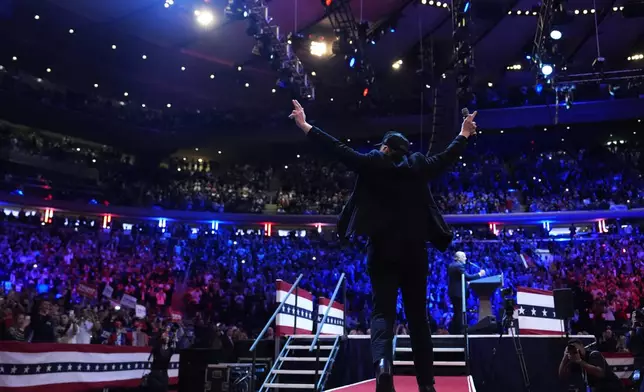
[553,288,574,319]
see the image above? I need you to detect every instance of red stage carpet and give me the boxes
[327,376,474,392]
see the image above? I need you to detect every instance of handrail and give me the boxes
[461,273,470,375]
[250,274,304,352]
[315,335,341,391]
[310,273,346,351]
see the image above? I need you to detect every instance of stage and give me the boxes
[326,376,475,392]
[239,334,595,392]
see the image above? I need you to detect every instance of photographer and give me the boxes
[559,338,623,392]
[626,309,644,392]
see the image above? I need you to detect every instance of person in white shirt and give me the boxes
[75,313,94,345]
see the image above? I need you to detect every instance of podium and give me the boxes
[470,274,503,321]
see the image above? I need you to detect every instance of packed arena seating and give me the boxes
[2,119,642,215]
[1,211,641,354]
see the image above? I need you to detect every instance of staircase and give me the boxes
[393,335,467,377]
[261,335,341,392]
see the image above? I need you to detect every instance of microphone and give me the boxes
[461,107,470,119]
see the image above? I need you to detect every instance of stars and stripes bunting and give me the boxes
[514,287,564,335]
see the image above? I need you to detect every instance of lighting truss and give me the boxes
[245,0,315,99]
[531,0,556,75]
[452,0,474,108]
[322,0,375,94]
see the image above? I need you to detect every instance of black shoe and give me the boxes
[418,385,436,392]
[375,359,394,392]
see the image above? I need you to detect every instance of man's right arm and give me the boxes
[458,264,482,281]
[305,126,376,171]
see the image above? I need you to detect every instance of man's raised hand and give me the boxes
[460,110,478,138]
[289,100,312,133]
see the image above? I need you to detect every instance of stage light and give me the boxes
[111,45,117,50]
[94,83,99,88]
[181,66,186,71]
[436,1,442,6]
[69,29,75,34]
[330,98,334,101]
[124,92,129,97]
[464,2,470,12]
[310,41,328,57]
[349,57,356,68]
[574,9,579,14]
[245,82,250,87]
[36,78,42,83]
[167,103,172,108]
[550,30,562,40]
[363,87,369,97]
[12,56,17,61]
[210,74,215,79]
[487,82,493,87]
[46,68,51,73]
[142,104,146,108]
[142,55,147,59]
[195,9,215,26]
[425,84,431,89]
[237,65,243,71]
[271,88,276,93]
[443,3,448,7]
[541,64,553,76]
[34,15,40,20]
[392,59,403,70]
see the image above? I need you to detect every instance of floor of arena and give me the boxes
[326,376,474,392]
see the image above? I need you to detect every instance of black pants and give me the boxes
[449,295,463,335]
[367,237,434,387]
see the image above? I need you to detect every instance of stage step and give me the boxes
[287,345,333,350]
[271,369,318,375]
[396,347,464,353]
[289,335,337,340]
[264,383,316,389]
[279,356,329,362]
[394,360,466,367]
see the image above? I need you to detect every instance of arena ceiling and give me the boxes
[1,0,643,114]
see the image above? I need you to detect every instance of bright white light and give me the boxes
[310,41,328,57]
[550,30,562,40]
[237,65,242,71]
[443,2,448,7]
[245,82,250,87]
[167,103,172,108]
[218,151,222,154]
[392,59,403,70]
[111,44,117,50]
[425,84,431,89]
[195,9,215,27]
[46,68,51,73]
[181,66,186,71]
[34,15,40,20]
[142,55,147,59]
[311,71,317,76]
[92,159,96,163]
[271,88,276,93]
[94,83,99,88]
[124,92,129,97]
[69,29,75,34]
[36,78,42,83]
[12,56,17,61]
[210,74,215,79]
[541,64,553,76]
[115,305,121,311]
[487,82,493,87]
[142,104,146,108]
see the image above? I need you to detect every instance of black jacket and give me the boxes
[306,126,467,251]
[447,262,481,298]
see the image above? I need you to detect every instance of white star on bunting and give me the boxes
[542,309,548,317]
[531,308,537,316]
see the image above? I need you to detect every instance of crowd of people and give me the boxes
[1,209,642,352]
[2,120,642,216]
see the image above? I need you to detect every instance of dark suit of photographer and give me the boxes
[558,339,622,392]
[626,310,644,392]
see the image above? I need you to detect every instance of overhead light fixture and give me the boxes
[142,55,147,59]
[181,66,186,71]
[210,74,215,79]
[541,64,553,76]
[245,82,250,88]
[550,30,562,40]
[310,41,328,57]
[271,88,276,93]
[166,103,172,108]
[124,92,129,97]
[34,15,40,20]
[69,29,75,34]
[487,82,493,87]
[392,59,403,70]
[142,104,146,108]
[111,45,117,50]
[94,83,99,88]
[12,56,17,61]
[237,65,242,71]
[46,68,51,73]
[195,9,215,26]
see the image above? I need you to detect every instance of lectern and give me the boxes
[469,274,503,320]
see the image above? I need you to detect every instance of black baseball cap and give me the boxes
[375,131,410,154]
